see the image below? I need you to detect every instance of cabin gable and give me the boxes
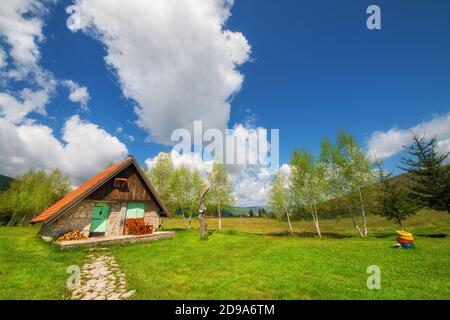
[86,163,157,203]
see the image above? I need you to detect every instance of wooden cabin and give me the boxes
[32,157,171,240]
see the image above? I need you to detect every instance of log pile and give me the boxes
[57,230,87,242]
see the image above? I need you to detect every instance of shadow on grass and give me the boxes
[416,233,447,238]
[258,231,353,239]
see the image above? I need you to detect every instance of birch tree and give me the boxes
[321,131,375,237]
[290,150,328,238]
[2,170,71,226]
[187,169,206,229]
[268,170,294,234]
[208,163,234,231]
[170,165,193,228]
[147,153,174,210]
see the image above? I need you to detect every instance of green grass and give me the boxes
[0,211,449,299]
[0,225,85,300]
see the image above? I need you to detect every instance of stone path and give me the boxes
[70,249,135,300]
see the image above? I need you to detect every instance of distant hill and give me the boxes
[0,175,13,191]
[226,206,271,217]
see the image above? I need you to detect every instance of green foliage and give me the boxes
[257,208,267,217]
[147,153,174,209]
[169,165,193,214]
[207,163,234,214]
[0,169,71,226]
[400,135,449,212]
[267,170,293,220]
[189,170,207,215]
[147,153,207,220]
[291,149,328,209]
[444,168,450,213]
[0,175,13,191]
[376,162,419,228]
[320,130,375,236]
[290,149,328,236]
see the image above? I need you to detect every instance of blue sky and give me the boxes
[1,0,449,205]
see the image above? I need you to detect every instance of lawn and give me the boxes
[0,226,85,300]
[0,211,449,299]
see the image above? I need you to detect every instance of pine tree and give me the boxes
[376,162,419,229]
[444,167,450,213]
[400,135,448,211]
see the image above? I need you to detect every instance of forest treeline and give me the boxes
[1,131,448,232]
[268,131,450,237]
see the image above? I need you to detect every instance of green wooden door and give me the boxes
[90,203,110,233]
[126,202,145,218]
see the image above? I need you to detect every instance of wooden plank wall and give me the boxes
[86,164,159,202]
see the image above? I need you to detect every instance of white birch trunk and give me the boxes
[284,207,293,235]
[358,187,368,237]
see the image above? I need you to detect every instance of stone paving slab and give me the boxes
[58,231,175,250]
[70,249,135,300]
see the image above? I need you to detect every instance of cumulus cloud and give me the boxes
[0,48,6,68]
[0,0,56,123]
[146,123,279,206]
[62,80,91,110]
[231,165,272,207]
[73,0,251,144]
[0,1,129,185]
[116,127,135,142]
[367,113,450,161]
[0,0,47,80]
[0,115,128,185]
[146,150,214,178]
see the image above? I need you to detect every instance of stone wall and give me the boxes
[40,200,95,239]
[40,200,162,239]
[105,202,125,237]
[144,201,161,230]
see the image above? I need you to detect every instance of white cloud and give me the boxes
[74,0,251,144]
[0,87,52,123]
[367,113,450,161]
[278,164,291,175]
[0,1,129,186]
[0,0,47,80]
[231,165,272,207]
[0,48,6,68]
[116,127,135,142]
[145,123,279,206]
[0,0,56,123]
[0,115,128,185]
[62,80,90,110]
[146,150,214,178]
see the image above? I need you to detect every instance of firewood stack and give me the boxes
[57,230,87,242]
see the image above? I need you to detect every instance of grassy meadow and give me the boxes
[0,210,449,300]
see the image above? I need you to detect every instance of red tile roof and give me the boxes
[31,157,169,223]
